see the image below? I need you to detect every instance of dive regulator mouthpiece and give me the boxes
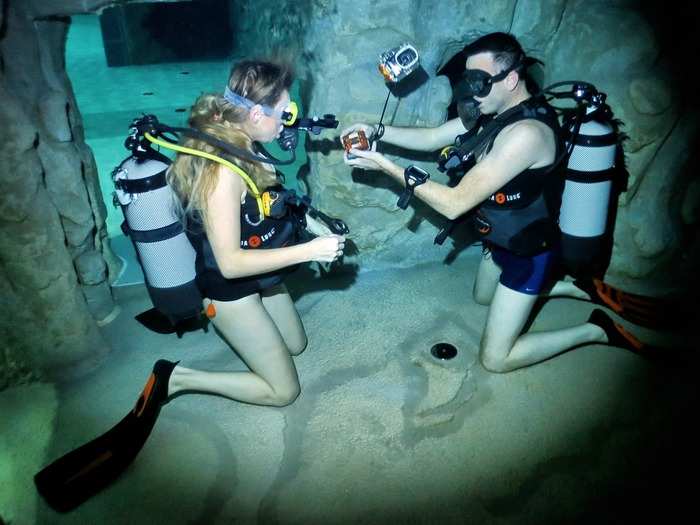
[277,127,298,151]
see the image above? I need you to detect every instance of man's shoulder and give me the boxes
[487,118,557,168]
[498,119,554,147]
[504,117,554,135]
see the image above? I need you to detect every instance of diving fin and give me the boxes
[587,308,649,354]
[574,277,684,330]
[586,308,700,364]
[34,411,153,512]
[34,360,178,512]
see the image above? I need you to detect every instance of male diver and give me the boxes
[343,32,649,372]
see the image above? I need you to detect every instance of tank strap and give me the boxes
[455,97,558,161]
[122,220,183,243]
[566,167,616,183]
[565,131,617,147]
[454,112,505,160]
[453,97,565,187]
[115,169,167,194]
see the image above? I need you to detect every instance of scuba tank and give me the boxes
[112,150,203,327]
[558,84,617,278]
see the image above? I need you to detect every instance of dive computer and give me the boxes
[397,165,430,209]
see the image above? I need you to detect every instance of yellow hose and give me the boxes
[144,132,264,216]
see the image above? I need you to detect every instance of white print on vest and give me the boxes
[241,227,276,247]
[489,192,521,203]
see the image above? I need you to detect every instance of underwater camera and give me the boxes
[341,129,370,159]
[342,129,369,152]
[378,43,420,83]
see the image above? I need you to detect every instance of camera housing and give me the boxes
[378,43,420,83]
[342,129,370,153]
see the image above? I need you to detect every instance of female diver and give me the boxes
[151,60,345,408]
[34,59,346,512]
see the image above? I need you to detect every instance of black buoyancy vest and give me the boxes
[465,97,566,256]
[187,188,304,277]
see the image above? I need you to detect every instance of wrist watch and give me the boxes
[397,165,430,209]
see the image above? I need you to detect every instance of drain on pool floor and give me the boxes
[430,343,458,360]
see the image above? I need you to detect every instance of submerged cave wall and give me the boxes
[0,0,697,389]
[0,0,121,389]
[232,0,699,293]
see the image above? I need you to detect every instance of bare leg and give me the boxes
[480,284,607,373]
[168,293,301,406]
[546,279,590,300]
[473,250,501,306]
[260,284,308,356]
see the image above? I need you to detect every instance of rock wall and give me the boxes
[0,0,120,388]
[232,0,699,293]
[0,0,697,388]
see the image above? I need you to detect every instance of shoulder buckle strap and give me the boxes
[455,102,526,159]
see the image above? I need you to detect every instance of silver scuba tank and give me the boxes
[112,155,202,324]
[559,106,617,277]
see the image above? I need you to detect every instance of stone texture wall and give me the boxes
[0,0,120,388]
[232,0,699,293]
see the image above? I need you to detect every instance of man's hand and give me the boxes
[343,142,397,173]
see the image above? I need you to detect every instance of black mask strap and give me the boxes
[463,53,531,98]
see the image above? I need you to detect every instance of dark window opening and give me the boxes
[99,0,232,67]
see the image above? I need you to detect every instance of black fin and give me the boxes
[34,360,178,512]
[574,278,683,330]
[587,308,647,353]
[34,411,156,512]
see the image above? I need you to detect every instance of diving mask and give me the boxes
[223,86,298,126]
[462,59,522,98]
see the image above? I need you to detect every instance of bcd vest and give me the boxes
[186,187,307,290]
[455,97,566,256]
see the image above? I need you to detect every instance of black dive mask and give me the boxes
[463,60,522,98]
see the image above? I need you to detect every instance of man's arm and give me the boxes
[380,117,468,152]
[341,117,468,154]
[357,121,552,219]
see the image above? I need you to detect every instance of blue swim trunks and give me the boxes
[489,245,557,295]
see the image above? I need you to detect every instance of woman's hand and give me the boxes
[306,234,346,263]
[305,213,333,237]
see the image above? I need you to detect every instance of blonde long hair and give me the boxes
[167,60,293,219]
